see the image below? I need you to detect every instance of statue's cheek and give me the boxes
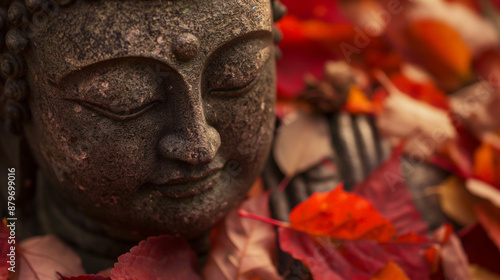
[205,62,276,158]
[31,97,157,195]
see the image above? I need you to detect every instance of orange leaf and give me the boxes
[343,85,374,114]
[406,19,472,90]
[289,185,397,242]
[371,262,410,280]
[473,143,498,186]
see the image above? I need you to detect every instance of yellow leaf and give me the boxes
[434,176,478,226]
[469,265,500,280]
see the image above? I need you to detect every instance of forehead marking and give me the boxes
[173,33,200,62]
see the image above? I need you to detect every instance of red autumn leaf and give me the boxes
[364,48,403,76]
[405,19,472,90]
[339,236,430,278]
[58,273,110,280]
[276,16,355,97]
[279,227,365,280]
[459,223,500,275]
[279,227,430,280]
[110,235,201,280]
[388,73,449,111]
[280,0,349,23]
[424,245,440,274]
[491,0,500,10]
[441,125,480,179]
[474,203,500,250]
[202,192,281,280]
[474,49,500,87]
[280,143,432,279]
[289,186,397,242]
[352,143,429,236]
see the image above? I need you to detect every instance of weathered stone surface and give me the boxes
[0,0,276,271]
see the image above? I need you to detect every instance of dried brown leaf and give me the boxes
[434,176,478,226]
[469,265,500,280]
[274,114,334,178]
[202,193,280,280]
[18,235,85,280]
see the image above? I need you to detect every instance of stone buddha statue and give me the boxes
[0,0,449,275]
[0,0,285,272]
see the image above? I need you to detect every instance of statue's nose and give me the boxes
[158,118,221,166]
[154,65,221,165]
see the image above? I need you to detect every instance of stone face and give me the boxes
[1,0,276,242]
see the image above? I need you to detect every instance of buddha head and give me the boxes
[0,0,283,242]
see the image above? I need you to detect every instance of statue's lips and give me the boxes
[147,169,222,199]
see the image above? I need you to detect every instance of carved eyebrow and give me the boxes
[203,29,273,69]
[53,56,177,88]
[53,29,272,87]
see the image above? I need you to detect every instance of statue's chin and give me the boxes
[51,165,260,241]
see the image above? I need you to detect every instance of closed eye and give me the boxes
[71,100,159,120]
[210,75,259,97]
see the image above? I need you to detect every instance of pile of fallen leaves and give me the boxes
[3,0,500,279]
[1,145,488,279]
[274,0,500,278]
